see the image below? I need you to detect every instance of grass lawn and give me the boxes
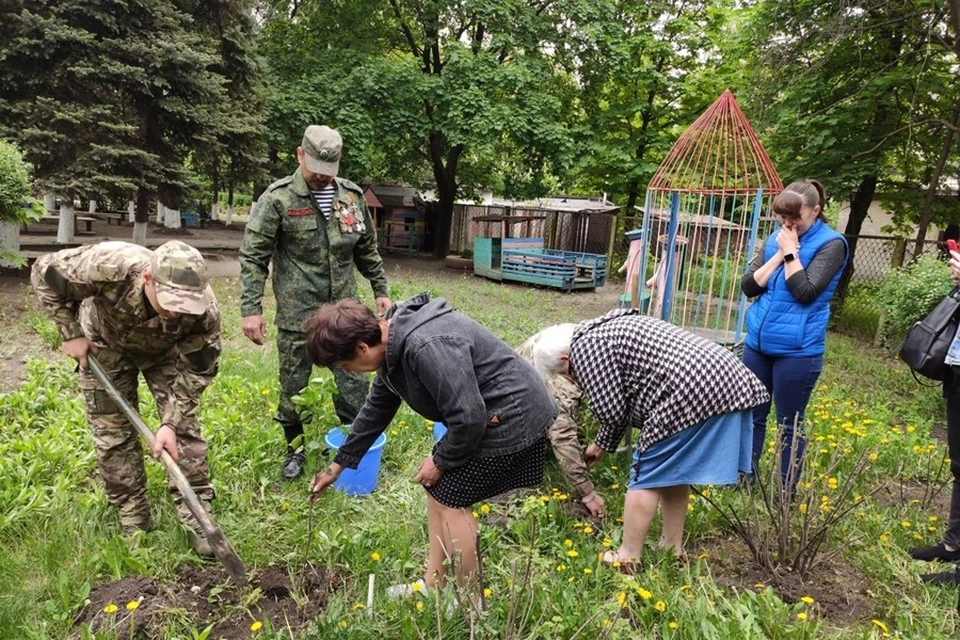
[0,258,956,639]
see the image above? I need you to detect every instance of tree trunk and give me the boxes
[0,220,20,267]
[225,182,234,226]
[835,175,879,306]
[912,101,960,259]
[88,200,96,215]
[127,199,135,224]
[164,205,181,229]
[432,178,455,259]
[57,202,75,244]
[132,189,149,245]
[210,161,220,222]
[43,193,56,212]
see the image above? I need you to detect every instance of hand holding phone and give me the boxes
[948,239,958,254]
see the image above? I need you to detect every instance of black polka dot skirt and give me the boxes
[426,436,548,509]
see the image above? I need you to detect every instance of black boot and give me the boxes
[281,448,306,481]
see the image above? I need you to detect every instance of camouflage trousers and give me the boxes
[276,328,369,446]
[78,349,213,531]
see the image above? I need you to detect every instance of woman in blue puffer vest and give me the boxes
[740,180,848,487]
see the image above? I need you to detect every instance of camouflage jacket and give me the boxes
[238,170,389,331]
[31,242,222,428]
[516,333,595,497]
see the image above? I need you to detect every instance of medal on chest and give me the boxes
[333,200,365,234]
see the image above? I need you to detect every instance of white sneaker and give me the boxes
[386,579,428,600]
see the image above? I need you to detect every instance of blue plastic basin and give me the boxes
[324,427,387,496]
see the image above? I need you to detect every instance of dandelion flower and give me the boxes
[480,504,490,515]
[616,591,627,607]
[583,525,594,534]
[583,568,592,574]
[251,620,263,632]
[800,596,814,605]
[869,453,878,461]
[564,539,573,548]
[901,521,911,528]
[339,620,349,628]
[797,612,808,621]
[654,601,666,612]
[103,603,118,614]
[126,600,139,611]
[636,587,652,600]
[668,621,678,629]
[411,582,423,593]
[567,550,579,558]
[879,534,889,542]
[483,588,492,598]
[872,620,889,633]
[371,552,381,562]
[352,603,365,610]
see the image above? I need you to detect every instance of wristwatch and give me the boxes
[783,252,797,263]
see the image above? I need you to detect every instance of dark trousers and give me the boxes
[742,345,823,485]
[944,391,960,547]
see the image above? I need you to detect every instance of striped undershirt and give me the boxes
[310,186,335,219]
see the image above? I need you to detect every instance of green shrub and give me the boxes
[831,280,882,338]
[874,253,955,345]
[0,140,32,223]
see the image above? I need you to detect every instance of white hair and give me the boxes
[531,323,576,379]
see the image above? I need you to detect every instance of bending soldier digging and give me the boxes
[31,241,222,557]
[239,124,391,480]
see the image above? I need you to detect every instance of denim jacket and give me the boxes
[333,294,557,470]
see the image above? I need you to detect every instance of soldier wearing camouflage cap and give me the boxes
[31,240,221,557]
[239,124,391,480]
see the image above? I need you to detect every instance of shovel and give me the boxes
[88,355,248,585]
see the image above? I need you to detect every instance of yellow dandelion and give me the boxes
[411,582,422,593]
[901,521,911,528]
[557,494,568,500]
[261,389,270,395]
[583,568,593,574]
[872,620,889,633]
[797,612,808,621]
[583,525,594,534]
[103,603,118,614]
[869,453,878,461]
[930,516,940,522]
[800,596,814,605]
[416,601,424,611]
[480,504,490,515]
[339,620,348,628]
[611,483,620,489]
[370,551,381,562]
[125,600,139,611]
[879,534,889,542]
[602,538,612,548]
[617,591,627,607]
[568,576,575,583]
[798,503,808,514]
[483,588,492,598]
[636,587,652,600]
[564,539,573,548]
[754,583,765,589]
[654,600,666,612]
[251,620,263,632]
[679,585,691,591]
[352,603,365,610]
[668,621,678,629]
[567,550,579,558]
[556,564,566,572]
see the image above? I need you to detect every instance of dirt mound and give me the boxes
[76,563,341,639]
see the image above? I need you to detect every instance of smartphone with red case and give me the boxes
[948,239,958,254]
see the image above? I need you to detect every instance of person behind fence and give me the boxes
[517,327,605,518]
[531,310,769,569]
[30,241,221,558]
[306,294,557,596]
[909,246,960,585]
[739,179,848,487]
[238,124,391,482]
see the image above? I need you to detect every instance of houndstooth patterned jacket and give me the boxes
[568,309,769,454]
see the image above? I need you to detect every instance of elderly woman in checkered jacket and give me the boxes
[532,309,769,568]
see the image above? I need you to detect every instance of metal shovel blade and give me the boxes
[88,355,248,585]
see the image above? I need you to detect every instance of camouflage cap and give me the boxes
[151,241,211,315]
[301,125,342,176]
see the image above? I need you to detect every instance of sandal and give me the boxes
[601,550,639,575]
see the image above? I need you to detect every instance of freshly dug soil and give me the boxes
[76,563,341,639]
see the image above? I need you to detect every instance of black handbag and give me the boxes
[899,286,960,383]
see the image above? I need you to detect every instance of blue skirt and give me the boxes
[628,409,753,490]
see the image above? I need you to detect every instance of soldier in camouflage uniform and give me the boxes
[517,328,605,517]
[239,125,391,480]
[31,240,221,556]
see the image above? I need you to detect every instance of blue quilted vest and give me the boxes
[745,219,848,357]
